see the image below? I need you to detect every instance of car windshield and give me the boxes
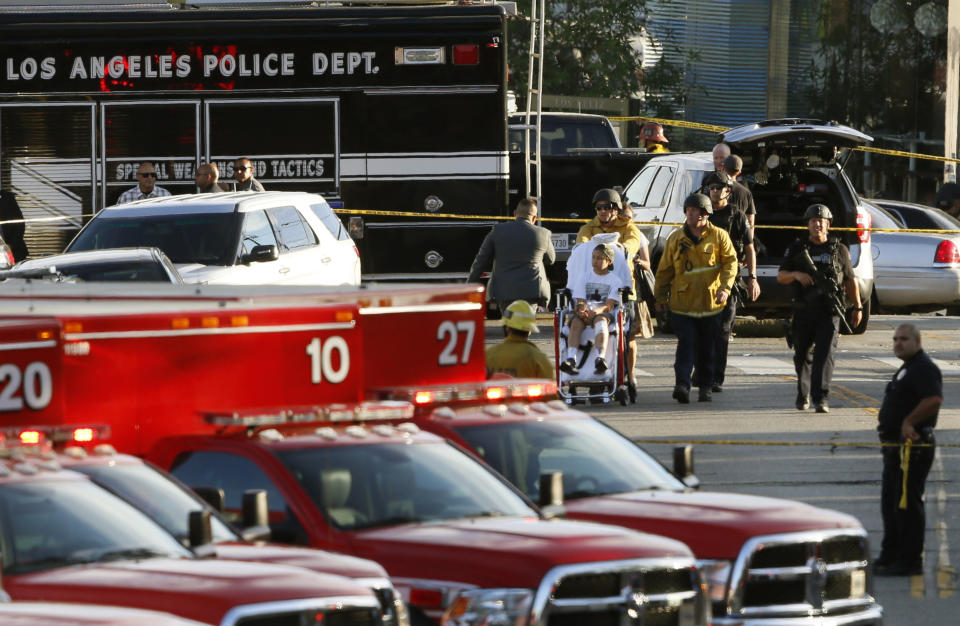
[73,463,238,544]
[69,213,242,265]
[0,479,191,574]
[865,203,903,229]
[453,419,685,501]
[884,203,960,231]
[276,442,535,530]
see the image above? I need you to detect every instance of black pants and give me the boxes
[713,296,737,386]
[880,437,935,566]
[671,312,721,390]
[791,307,839,404]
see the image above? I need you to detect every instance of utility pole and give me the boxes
[945,0,960,183]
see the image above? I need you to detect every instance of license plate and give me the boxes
[850,569,866,597]
[552,234,570,250]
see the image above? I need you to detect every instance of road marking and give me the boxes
[934,451,957,599]
[870,356,960,373]
[727,356,795,376]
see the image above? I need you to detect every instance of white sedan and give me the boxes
[65,192,360,286]
[862,199,960,312]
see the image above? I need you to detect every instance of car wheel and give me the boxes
[849,292,871,335]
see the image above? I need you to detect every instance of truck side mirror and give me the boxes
[538,472,564,507]
[243,244,279,264]
[538,472,565,520]
[240,489,271,542]
[188,510,213,549]
[193,486,225,512]
[673,445,700,489]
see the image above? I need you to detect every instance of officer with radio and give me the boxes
[777,204,863,413]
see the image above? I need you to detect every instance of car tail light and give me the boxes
[452,44,479,65]
[0,244,13,268]
[856,210,871,243]
[935,240,960,264]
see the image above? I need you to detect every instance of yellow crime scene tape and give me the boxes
[631,437,949,449]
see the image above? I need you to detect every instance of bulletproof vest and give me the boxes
[794,238,844,306]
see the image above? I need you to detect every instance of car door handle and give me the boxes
[279,267,291,274]
[321,257,332,264]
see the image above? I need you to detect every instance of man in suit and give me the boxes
[468,197,556,314]
[0,190,28,262]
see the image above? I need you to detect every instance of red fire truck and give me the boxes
[0,0,511,280]
[0,281,709,625]
[0,435,386,625]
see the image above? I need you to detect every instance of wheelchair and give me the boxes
[554,233,632,406]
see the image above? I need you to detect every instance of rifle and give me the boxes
[793,246,853,334]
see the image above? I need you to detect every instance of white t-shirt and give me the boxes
[581,269,624,303]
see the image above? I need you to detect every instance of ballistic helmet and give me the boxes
[592,188,622,210]
[804,204,833,222]
[639,121,668,143]
[684,193,713,215]
[703,171,734,189]
[502,300,539,333]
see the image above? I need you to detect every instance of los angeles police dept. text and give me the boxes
[3,51,379,81]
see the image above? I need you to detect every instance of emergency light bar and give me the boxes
[204,400,415,427]
[0,425,111,447]
[377,379,558,409]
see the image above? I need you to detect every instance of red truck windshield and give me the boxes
[273,441,535,530]
[0,480,191,575]
[453,418,686,502]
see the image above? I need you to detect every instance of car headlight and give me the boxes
[697,559,732,604]
[441,588,533,626]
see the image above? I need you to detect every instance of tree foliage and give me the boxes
[507,0,648,102]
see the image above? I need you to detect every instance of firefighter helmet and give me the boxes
[804,204,833,222]
[639,122,668,143]
[592,188,622,210]
[502,300,539,333]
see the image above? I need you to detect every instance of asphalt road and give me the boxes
[486,312,960,623]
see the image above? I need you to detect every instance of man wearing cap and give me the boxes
[698,170,759,393]
[468,197,555,314]
[486,300,554,379]
[778,204,863,413]
[654,193,738,403]
[721,153,757,230]
[639,122,669,153]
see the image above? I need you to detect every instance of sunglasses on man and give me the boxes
[595,203,618,212]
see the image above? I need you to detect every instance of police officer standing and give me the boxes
[777,204,863,413]
[874,323,940,576]
[699,171,759,393]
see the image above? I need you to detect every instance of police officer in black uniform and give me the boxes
[875,323,940,576]
[696,170,759,392]
[777,204,863,413]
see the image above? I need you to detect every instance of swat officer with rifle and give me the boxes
[777,204,864,413]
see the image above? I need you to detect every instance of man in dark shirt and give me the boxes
[874,323,940,576]
[722,154,757,230]
[777,204,863,413]
[697,170,758,392]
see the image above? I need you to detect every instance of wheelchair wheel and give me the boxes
[615,388,628,406]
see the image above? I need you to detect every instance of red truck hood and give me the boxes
[5,558,369,625]
[563,490,863,559]
[213,543,388,580]
[351,516,692,588]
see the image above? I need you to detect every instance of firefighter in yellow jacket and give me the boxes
[654,193,738,403]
